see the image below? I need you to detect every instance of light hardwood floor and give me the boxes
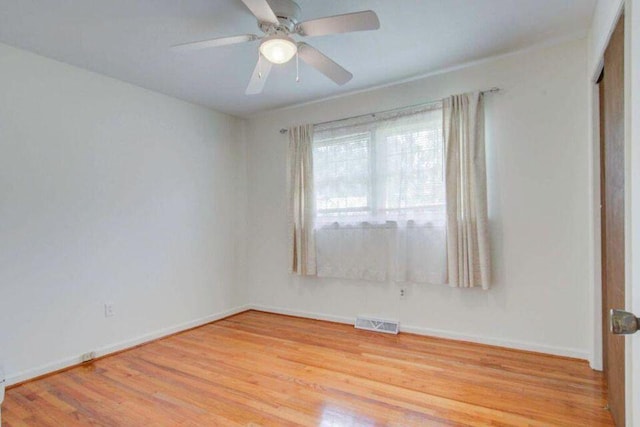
[3,310,613,426]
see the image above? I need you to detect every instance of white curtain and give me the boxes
[314,222,447,284]
[287,124,317,275]
[443,92,490,289]
[312,105,447,283]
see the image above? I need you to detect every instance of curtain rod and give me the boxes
[279,87,500,134]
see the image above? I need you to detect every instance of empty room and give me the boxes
[1,0,640,425]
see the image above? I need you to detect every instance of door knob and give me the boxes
[610,309,640,335]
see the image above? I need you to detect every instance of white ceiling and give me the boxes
[0,0,596,116]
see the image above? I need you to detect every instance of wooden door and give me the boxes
[599,15,625,427]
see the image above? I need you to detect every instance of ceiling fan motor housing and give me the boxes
[259,0,301,33]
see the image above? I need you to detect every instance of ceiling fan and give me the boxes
[172,0,380,95]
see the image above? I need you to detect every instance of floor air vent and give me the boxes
[355,317,399,334]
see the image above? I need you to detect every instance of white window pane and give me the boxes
[313,132,371,215]
[379,120,444,212]
[313,106,444,224]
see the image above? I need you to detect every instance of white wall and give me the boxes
[0,42,247,385]
[245,38,591,358]
[0,31,596,389]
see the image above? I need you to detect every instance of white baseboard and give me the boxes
[399,324,589,360]
[6,303,591,386]
[250,304,354,325]
[589,357,604,371]
[250,304,590,360]
[6,305,250,387]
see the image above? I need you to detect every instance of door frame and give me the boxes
[589,0,640,425]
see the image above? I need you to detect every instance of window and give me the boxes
[313,104,444,226]
[289,92,488,285]
[311,104,447,284]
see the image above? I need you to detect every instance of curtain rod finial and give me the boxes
[280,128,288,134]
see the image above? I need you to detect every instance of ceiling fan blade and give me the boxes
[297,43,352,86]
[240,0,279,25]
[246,56,273,95]
[172,34,258,51]
[296,11,380,37]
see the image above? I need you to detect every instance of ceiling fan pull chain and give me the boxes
[296,50,300,83]
[258,53,263,79]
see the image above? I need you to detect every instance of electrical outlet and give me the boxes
[104,302,114,318]
[81,352,96,363]
[400,288,407,300]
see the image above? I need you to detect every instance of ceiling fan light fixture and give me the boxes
[259,35,297,64]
